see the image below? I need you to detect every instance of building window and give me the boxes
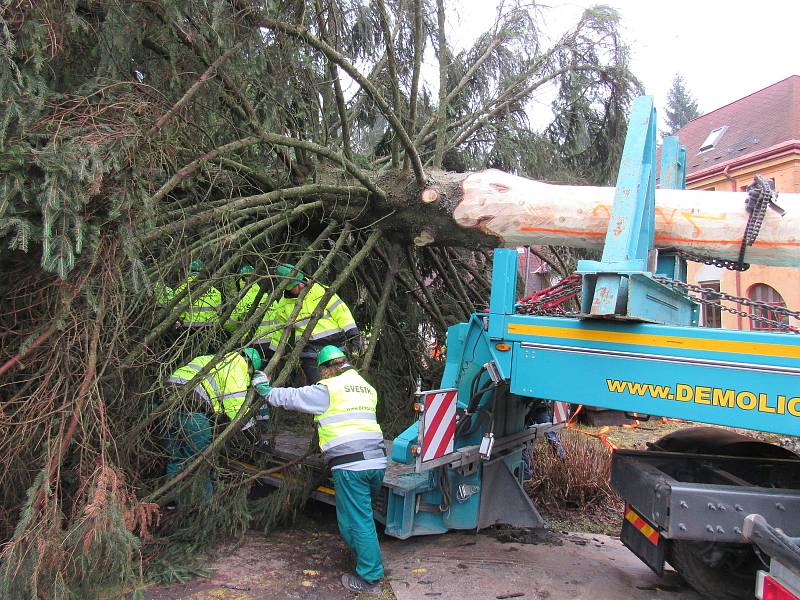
[699,281,721,328]
[748,284,789,331]
[699,126,728,152]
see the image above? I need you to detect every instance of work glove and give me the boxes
[252,371,272,398]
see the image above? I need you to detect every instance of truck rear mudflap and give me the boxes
[620,503,667,575]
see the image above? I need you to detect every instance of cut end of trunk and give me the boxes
[421,188,439,204]
[413,229,435,246]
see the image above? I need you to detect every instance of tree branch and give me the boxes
[403,246,448,331]
[258,132,384,200]
[144,42,243,140]
[405,0,425,172]
[415,29,503,147]
[314,0,353,161]
[149,136,261,204]
[144,184,366,242]
[149,131,381,207]
[432,0,448,169]
[427,247,473,319]
[260,17,426,187]
[376,0,402,168]
[361,245,398,373]
[448,65,602,150]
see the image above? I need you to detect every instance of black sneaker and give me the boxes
[341,573,380,596]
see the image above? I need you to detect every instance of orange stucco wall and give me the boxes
[686,153,800,330]
[689,155,800,193]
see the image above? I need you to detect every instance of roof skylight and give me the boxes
[699,126,728,152]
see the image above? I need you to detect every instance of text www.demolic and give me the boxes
[605,379,800,416]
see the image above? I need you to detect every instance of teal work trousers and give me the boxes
[332,468,386,582]
[165,411,213,497]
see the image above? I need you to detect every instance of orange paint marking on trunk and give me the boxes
[655,207,678,225]
[591,204,611,218]
[517,226,800,248]
[519,226,606,237]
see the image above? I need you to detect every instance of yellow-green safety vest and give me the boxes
[224,279,257,333]
[294,283,356,341]
[166,352,250,421]
[227,282,282,349]
[269,296,296,349]
[256,301,283,350]
[163,274,222,327]
[315,369,382,453]
[154,283,174,306]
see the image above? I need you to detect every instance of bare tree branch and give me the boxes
[260,16,426,186]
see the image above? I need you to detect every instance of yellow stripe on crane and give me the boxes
[507,323,800,359]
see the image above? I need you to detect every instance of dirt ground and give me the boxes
[578,414,799,453]
[385,529,699,600]
[142,419,787,600]
[144,505,384,600]
[143,515,699,600]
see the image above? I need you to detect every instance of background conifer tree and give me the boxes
[663,73,702,135]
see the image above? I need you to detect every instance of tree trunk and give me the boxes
[398,169,799,267]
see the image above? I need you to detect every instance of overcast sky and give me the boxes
[451,0,799,128]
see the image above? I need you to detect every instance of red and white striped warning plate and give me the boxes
[420,388,458,462]
[553,401,570,424]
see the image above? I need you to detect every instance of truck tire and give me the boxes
[668,540,760,600]
[652,426,797,460]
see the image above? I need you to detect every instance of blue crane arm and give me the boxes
[458,250,800,438]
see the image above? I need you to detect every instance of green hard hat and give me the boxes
[276,263,304,287]
[243,348,262,370]
[239,264,255,275]
[189,259,204,273]
[317,345,346,367]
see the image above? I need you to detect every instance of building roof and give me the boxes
[674,75,800,177]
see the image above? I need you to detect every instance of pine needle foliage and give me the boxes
[663,73,702,135]
[0,1,640,596]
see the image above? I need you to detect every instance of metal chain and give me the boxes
[516,272,798,333]
[653,275,800,334]
[737,175,780,266]
[517,274,582,316]
[744,175,785,241]
[661,175,785,272]
[664,247,751,272]
[517,287,579,312]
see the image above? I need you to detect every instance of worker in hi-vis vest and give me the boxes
[158,259,222,329]
[163,348,271,497]
[256,345,386,596]
[227,265,282,361]
[273,263,360,384]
